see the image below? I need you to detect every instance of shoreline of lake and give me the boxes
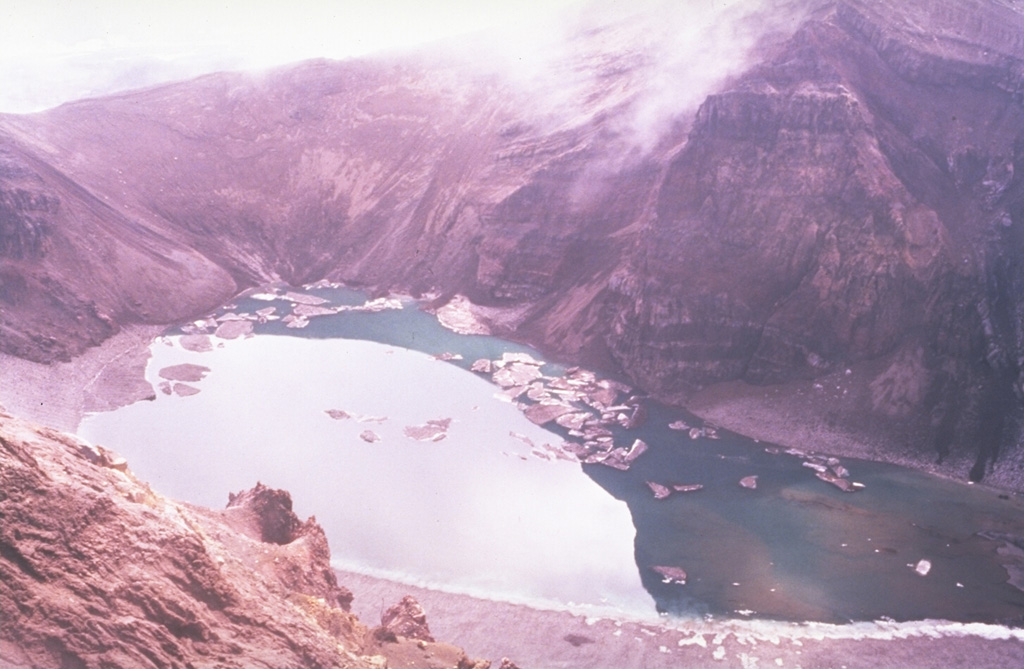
[337,566,1024,668]
[5,308,1024,662]
[74,295,1024,625]
[0,324,164,433]
[685,377,1024,495]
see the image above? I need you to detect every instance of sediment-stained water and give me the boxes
[79,285,1024,624]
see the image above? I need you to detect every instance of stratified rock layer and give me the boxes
[605,0,1024,479]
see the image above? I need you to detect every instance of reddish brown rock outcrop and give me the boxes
[224,482,355,610]
[0,410,368,667]
[374,595,435,643]
[0,410,489,668]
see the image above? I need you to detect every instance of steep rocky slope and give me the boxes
[0,134,235,362]
[607,0,1024,478]
[0,410,490,668]
[3,0,1024,479]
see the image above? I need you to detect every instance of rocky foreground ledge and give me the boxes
[0,409,499,669]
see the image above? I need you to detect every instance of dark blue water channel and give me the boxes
[83,284,1024,625]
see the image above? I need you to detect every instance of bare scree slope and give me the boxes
[4,0,1024,483]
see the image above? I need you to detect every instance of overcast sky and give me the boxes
[0,0,585,114]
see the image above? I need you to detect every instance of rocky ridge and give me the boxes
[3,0,1024,480]
[0,409,492,668]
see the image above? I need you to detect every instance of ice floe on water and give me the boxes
[183,285,405,336]
[428,293,492,335]
[359,430,382,443]
[403,418,452,442]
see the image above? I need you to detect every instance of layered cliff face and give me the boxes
[606,0,1024,477]
[2,0,1024,479]
[0,410,489,668]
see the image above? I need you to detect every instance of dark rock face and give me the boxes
[227,482,306,545]
[607,45,930,390]
[3,0,1024,479]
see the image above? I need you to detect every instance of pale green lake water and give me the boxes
[79,286,1024,625]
